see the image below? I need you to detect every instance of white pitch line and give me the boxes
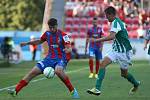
[0,67,88,92]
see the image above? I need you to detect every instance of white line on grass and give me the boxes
[0,67,88,92]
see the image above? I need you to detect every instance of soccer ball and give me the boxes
[43,67,55,78]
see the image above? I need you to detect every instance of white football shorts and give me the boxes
[106,50,133,69]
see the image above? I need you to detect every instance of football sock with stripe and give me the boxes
[96,68,105,90]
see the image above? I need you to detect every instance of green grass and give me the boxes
[0,60,150,100]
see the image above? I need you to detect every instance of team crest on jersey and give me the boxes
[63,35,70,42]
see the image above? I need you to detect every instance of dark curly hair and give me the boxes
[48,18,58,26]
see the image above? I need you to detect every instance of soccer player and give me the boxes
[144,28,150,60]
[87,6,140,95]
[85,17,104,79]
[7,18,79,99]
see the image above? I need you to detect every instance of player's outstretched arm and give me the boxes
[20,39,45,47]
[144,39,149,50]
[91,31,116,42]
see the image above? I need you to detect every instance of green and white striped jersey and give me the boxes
[145,29,150,40]
[110,18,132,53]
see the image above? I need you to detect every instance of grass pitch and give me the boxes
[0,60,150,100]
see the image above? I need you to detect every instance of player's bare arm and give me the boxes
[20,39,45,47]
[91,31,116,42]
[144,39,149,50]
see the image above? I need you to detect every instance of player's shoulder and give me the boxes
[42,30,50,35]
[58,29,69,36]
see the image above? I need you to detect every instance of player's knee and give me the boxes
[121,73,127,78]
[55,68,62,76]
[100,62,106,68]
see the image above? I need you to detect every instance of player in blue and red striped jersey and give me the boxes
[8,18,79,99]
[85,17,104,79]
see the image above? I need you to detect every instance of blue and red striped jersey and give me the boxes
[87,26,104,48]
[40,30,71,61]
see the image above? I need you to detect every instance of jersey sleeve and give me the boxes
[62,32,71,46]
[40,32,47,41]
[110,21,121,34]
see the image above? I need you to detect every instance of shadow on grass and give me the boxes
[0,61,12,68]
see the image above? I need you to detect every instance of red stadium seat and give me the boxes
[65,25,72,32]
[102,19,108,24]
[80,25,87,33]
[128,31,138,39]
[73,17,80,25]
[65,9,73,17]
[72,25,79,32]
[127,25,132,31]
[65,17,73,25]
[132,25,139,31]
[88,10,96,17]
[80,18,87,25]
[125,18,132,24]
[87,18,93,25]
[132,18,139,25]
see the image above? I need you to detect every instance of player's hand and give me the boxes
[20,42,27,47]
[89,38,95,42]
[63,48,72,53]
[144,45,147,50]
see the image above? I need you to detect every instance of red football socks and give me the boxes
[89,59,94,73]
[63,76,74,92]
[15,80,28,94]
[96,60,100,74]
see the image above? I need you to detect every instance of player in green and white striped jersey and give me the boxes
[87,6,140,96]
[144,29,150,55]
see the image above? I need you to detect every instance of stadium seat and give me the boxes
[72,25,80,32]
[73,17,80,25]
[125,18,132,24]
[102,19,108,24]
[87,18,93,25]
[132,25,139,31]
[128,31,138,38]
[132,18,139,25]
[80,25,87,33]
[65,17,73,25]
[65,9,73,17]
[65,25,72,32]
[80,17,87,25]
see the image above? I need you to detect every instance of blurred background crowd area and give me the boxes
[64,0,150,38]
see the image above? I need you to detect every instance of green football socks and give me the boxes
[95,68,105,90]
[126,73,139,87]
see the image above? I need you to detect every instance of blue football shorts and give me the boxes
[89,47,102,60]
[36,56,68,72]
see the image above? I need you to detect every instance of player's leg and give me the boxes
[120,68,140,94]
[87,50,117,95]
[8,66,42,96]
[95,48,103,78]
[87,56,112,95]
[55,62,79,99]
[118,51,140,94]
[88,48,95,78]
